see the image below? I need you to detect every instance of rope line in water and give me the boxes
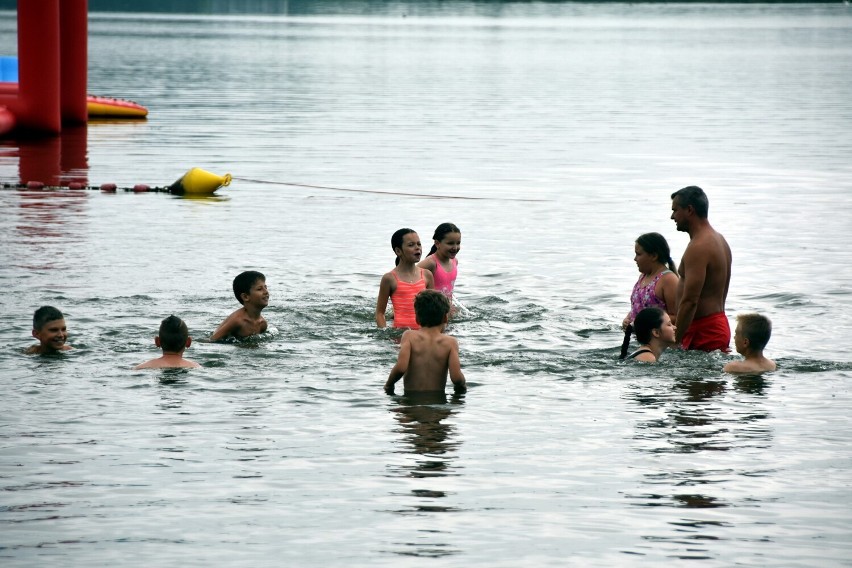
[1,178,550,202]
[232,176,550,202]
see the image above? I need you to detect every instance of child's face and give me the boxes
[33,318,68,351]
[396,233,422,264]
[657,313,677,345]
[242,279,269,308]
[435,232,462,260]
[633,244,658,274]
[733,322,747,355]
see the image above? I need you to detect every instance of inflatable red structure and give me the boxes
[0,0,88,136]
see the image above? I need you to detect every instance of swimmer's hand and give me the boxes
[384,381,395,395]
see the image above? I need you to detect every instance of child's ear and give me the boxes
[185,337,192,348]
[32,329,39,339]
[241,292,251,303]
[651,328,661,338]
[154,336,162,347]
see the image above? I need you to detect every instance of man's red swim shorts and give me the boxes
[681,312,731,352]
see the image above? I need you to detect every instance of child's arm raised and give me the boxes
[384,332,411,394]
[376,272,395,328]
[448,337,466,393]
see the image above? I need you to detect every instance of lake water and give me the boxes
[2,2,852,566]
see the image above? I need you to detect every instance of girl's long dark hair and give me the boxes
[619,324,634,359]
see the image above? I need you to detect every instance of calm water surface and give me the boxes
[1,2,852,566]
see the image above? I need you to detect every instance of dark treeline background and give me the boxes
[0,0,839,17]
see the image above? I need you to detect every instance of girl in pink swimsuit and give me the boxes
[418,223,461,302]
[376,228,435,329]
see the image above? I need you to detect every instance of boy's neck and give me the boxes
[243,303,264,318]
[744,349,765,361]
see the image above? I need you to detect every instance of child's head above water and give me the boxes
[734,313,772,354]
[391,228,419,266]
[158,315,190,353]
[635,232,675,272]
[233,270,267,306]
[633,307,672,345]
[33,305,64,332]
[428,222,461,257]
[414,289,451,328]
[30,305,69,353]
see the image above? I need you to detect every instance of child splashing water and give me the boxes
[418,223,461,302]
[376,228,435,329]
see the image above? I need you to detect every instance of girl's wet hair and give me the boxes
[636,232,676,273]
[427,222,461,256]
[391,228,416,266]
[633,307,665,345]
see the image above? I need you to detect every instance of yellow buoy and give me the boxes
[169,168,232,195]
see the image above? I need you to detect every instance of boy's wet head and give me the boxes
[414,290,451,327]
[736,313,772,352]
[233,270,266,304]
[159,315,189,352]
[33,305,64,331]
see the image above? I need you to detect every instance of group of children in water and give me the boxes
[24,221,775,393]
[621,231,776,374]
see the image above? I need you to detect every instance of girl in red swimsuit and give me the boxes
[376,228,435,329]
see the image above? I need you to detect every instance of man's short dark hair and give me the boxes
[233,270,265,304]
[414,290,451,327]
[33,306,64,331]
[671,185,709,219]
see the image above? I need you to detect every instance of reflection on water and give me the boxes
[387,391,463,480]
[385,392,463,558]
[622,373,777,558]
[4,125,89,187]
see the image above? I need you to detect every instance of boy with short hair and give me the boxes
[723,313,777,373]
[385,289,466,394]
[134,315,201,369]
[26,306,72,354]
[210,270,269,341]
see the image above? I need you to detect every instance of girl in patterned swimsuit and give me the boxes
[620,232,679,358]
[418,223,461,305]
[376,228,435,329]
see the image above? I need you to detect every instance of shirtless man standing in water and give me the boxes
[670,186,733,352]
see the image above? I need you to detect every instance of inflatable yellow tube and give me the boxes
[87,95,148,118]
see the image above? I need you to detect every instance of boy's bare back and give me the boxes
[386,327,466,393]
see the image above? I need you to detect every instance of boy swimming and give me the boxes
[134,315,201,369]
[26,306,72,354]
[384,290,466,394]
[210,270,269,341]
[723,313,776,373]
